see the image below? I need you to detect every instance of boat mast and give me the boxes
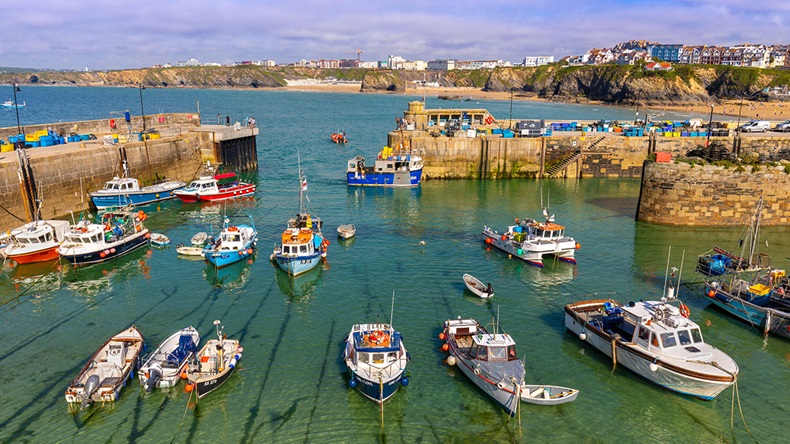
[389,290,395,332]
[748,196,763,266]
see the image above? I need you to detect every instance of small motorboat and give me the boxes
[4,219,70,264]
[174,173,255,203]
[463,274,494,299]
[1,100,25,108]
[520,384,579,405]
[187,320,242,399]
[331,132,347,144]
[203,216,257,268]
[139,326,200,391]
[337,224,356,240]
[65,326,145,408]
[149,233,170,246]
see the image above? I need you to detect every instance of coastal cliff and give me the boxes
[3,64,788,106]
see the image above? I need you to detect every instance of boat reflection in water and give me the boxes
[203,256,254,288]
[274,263,323,303]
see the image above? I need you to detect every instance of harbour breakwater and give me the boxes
[0,113,258,228]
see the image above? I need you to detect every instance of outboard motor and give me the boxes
[81,375,100,409]
[145,364,162,392]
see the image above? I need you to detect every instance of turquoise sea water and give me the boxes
[0,87,788,443]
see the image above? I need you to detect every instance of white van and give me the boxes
[739,120,770,133]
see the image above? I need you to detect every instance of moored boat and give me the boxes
[90,176,186,210]
[337,224,356,240]
[271,165,328,276]
[564,296,738,399]
[704,268,790,340]
[481,208,579,267]
[463,273,494,299]
[1,100,25,108]
[346,146,423,187]
[64,326,145,408]
[173,173,255,203]
[186,320,242,399]
[331,132,348,144]
[139,326,200,391]
[149,233,170,246]
[441,317,525,416]
[4,220,70,264]
[520,384,579,405]
[203,216,257,268]
[342,322,410,403]
[58,209,150,265]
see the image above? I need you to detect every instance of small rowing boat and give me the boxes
[520,384,579,405]
[337,224,356,240]
[463,274,493,299]
[149,233,170,246]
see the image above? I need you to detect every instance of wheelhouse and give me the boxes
[468,334,518,362]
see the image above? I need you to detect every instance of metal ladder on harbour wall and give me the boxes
[544,136,607,178]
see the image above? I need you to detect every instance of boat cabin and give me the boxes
[604,302,708,354]
[185,177,219,193]
[99,177,140,193]
[468,333,518,362]
[351,329,402,366]
[517,220,566,240]
[63,225,104,245]
[13,225,56,244]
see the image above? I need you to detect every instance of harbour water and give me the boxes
[1,87,788,443]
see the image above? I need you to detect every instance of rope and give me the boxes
[170,382,195,444]
[732,379,758,442]
[0,202,26,222]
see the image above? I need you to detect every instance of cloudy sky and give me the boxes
[2,0,788,70]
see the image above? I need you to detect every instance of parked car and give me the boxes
[739,120,771,133]
[773,120,790,132]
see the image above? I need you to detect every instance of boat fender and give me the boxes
[446,356,456,366]
[649,363,658,372]
[473,367,480,376]
[348,378,357,388]
[229,356,238,369]
[578,332,587,341]
[401,377,409,386]
[497,381,505,389]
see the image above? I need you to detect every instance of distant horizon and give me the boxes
[2,0,788,70]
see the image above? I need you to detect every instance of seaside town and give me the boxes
[1,2,789,441]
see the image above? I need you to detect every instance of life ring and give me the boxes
[109,119,116,129]
[372,330,386,344]
[679,303,690,319]
[485,115,494,125]
[228,226,239,232]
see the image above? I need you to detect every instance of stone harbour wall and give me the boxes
[636,161,790,226]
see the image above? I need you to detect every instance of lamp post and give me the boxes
[509,90,513,130]
[705,103,714,148]
[138,83,146,132]
[12,83,21,135]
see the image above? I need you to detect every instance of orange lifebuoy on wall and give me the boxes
[109,119,116,129]
[485,115,494,125]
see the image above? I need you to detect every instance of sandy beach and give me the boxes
[283,83,789,122]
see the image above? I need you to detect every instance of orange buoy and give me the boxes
[500,235,507,241]
[441,343,449,352]
[485,238,492,244]
[707,290,715,298]
[185,383,194,393]
[575,243,581,249]
[181,371,188,380]
[144,231,150,238]
[438,332,446,340]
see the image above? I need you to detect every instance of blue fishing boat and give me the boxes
[90,176,186,210]
[203,216,257,268]
[271,163,328,276]
[704,269,790,340]
[343,322,409,403]
[346,146,423,187]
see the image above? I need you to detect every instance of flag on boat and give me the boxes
[301,179,307,191]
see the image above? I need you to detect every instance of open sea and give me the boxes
[0,86,788,443]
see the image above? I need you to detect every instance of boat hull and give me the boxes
[205,243,255,268]
[347,168,422,187]
[704,283,790,340]
[188,338,241,399]
[447,343,521,415]
[58,231,150,265]
[197,184,256,202]
[349,370,403,403]
[8,245,59,264]
[273,251,322,276]
[564,309,734,400]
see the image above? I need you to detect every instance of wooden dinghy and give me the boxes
[337,224,356,240]
[463,273,493,298]
[520,384,579,405]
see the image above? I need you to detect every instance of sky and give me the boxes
[1,0,788,70]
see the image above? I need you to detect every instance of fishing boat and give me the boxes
[58,209,150,265]
[186,320,242,399]
[203,216,257,268]
[704,268,790,340]
[149,233,170,246]
[697,196,770,277]
[139,326,200,391]
[173,172,255,203]
[337,224,356,240]
[4,220,70,264]
[90,176,186,210]
[441,317,525,416]
[481,207,580,267]
[342,322,410,403]
[271,164,329,276]
[564,256,738,400]
[331,132,348,144]
[520,384,579,405]
[64,326,145,408]
[462,274,494,299]
[1,100,24,108]
[346,145,423,187]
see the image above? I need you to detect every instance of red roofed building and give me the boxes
[645,61,673,71]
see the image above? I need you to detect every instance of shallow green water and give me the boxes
[0,88,788,443]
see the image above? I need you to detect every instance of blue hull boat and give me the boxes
[203,217,257,269]
[346,168,423,187]
[346,149,423,187]
[343,323,409,403]
[90,177,186,210]
[273,250,322,276]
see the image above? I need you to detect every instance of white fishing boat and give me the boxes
[64,326,145,408]
[186,320,242,399]
[139,326,200,391]
[4,219,70,264]
[337,224,356,240]
[520,384,579,405]
[149,233,170,246]
[462,273,494,298]
[564,255,738,400]
[441,317,525,416]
